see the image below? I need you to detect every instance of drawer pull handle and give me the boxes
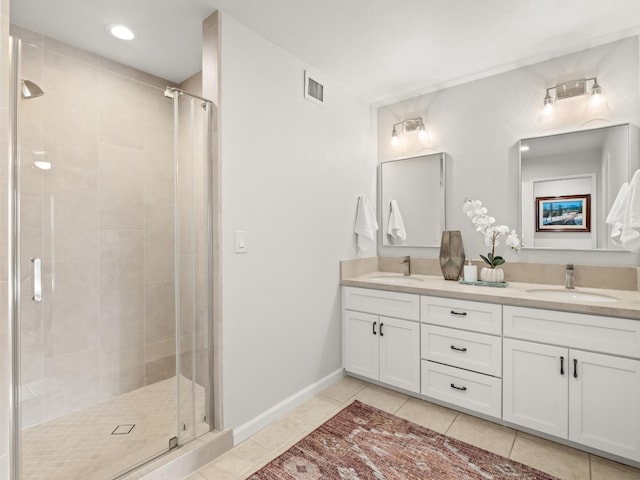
[450,345,467,352]
[450,383,467,391]
[573,358,578,378]
[450,310,467,317]
[380,323,384,337]
[372,321,377,335]
[560,356,564,375]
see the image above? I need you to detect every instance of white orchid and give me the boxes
[463,199,522,268]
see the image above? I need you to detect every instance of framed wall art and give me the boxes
[536,194,591,232]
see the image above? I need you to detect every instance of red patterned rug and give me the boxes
[248,400,558,479]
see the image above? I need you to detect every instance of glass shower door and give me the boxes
[173,90,213,445]
[13,35,182,479]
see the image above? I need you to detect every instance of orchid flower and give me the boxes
[463,200,522,268]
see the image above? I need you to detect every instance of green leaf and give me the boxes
[493,257,505,266]
[479,254,492,266]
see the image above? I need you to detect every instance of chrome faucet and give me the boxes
[565,264,575,289]
[402,256,411,276]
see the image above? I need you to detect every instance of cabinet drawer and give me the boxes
[421,325,502,376]
[421,360,502,418]
[344,287,419,321]
[421,296,502,334]
[504,306,640,358]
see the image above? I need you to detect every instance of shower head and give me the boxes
[21,79,44,99]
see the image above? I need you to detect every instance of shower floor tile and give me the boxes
[21,376,208,480]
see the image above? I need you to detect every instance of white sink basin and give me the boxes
[526,288,618,303]
[368,275,424,283]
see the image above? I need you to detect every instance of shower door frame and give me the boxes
[8,34,23,480]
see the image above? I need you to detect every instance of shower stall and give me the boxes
[8,32,217,480]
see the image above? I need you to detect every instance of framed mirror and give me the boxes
[379,152,446,247]
[519,124,640,251]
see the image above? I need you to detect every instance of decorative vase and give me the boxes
[439,230,465,280]
[480,267,504,283]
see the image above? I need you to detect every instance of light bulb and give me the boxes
[589,80,604,106]
[418,123,427,140]
[391,127,399,146]
[520,145,530,152]
[542,93,555,116]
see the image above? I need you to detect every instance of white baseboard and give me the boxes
[232,368,345,445]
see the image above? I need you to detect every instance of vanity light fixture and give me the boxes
[390,117,427,146]
[542,77,604,115]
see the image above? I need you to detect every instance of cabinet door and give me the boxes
[503,339,568,438]
[569,350,640,461]
[379,316,420,393]
[344,310,379,380]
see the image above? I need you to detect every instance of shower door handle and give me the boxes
[31,257,42,302]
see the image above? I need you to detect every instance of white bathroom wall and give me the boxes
[218,13,376,429]
[378,36,640,266]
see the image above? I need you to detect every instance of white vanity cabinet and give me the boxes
[343,287,420,393]
[420,296,503,418]
[503,306,640,462]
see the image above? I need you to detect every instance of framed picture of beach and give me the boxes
[536,194,591,232]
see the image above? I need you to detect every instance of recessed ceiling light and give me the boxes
[109,24,135,40]
[34,161,51,170]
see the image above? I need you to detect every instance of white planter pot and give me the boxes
[480,267,504,283]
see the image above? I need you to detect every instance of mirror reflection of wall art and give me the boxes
[519,124,640,250]
[536,194,591,232]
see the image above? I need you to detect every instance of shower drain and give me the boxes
[111,424,135,435]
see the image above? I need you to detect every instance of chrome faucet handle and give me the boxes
[402,256,411,276]
[565,263,575,289]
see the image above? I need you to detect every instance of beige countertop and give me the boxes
[341,272,640,320]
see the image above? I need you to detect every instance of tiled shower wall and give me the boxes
[12,25,181,427]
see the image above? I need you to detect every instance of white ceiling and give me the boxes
[10,0,640,104]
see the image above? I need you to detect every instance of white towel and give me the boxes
[387,200,407,241]
[354,195,378,252]
[620,169,640,251]
[606,182,629,247]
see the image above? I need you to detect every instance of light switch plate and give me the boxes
[235,230,247,253]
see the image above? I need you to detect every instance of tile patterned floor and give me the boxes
[22,376,208,480]
[183,377,640,480]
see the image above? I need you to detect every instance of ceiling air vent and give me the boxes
[304,69,325,106]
